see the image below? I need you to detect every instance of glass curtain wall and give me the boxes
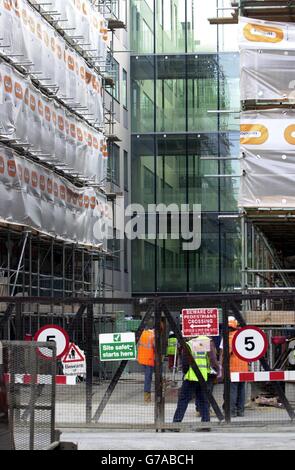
[131,0,241,293]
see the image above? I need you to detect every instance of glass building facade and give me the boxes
[130,0,241,293]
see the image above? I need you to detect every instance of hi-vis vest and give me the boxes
[166,337,177,356]
[137,330,155,367]
[229,331,249,373]
[184,336,209,382]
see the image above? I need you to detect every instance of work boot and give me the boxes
[144,392,152,403]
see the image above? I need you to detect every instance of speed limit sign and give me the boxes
[34,325,69,360]
[232,326,268,362]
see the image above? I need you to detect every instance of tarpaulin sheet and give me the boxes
[240,109,295,208]
[0,0,104,125]
[240,16,295,101]
[0,61,108,183]
[0,145,112,248]
[239,16,295,51]
[36,0,109,63]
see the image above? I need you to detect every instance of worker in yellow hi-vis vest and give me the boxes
[173,336,220,424]
[166,331,178,371]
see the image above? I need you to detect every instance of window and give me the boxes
[108,143,120,186]
[124,151,129,191]
[122,69,128,109]
[107,53,120,102]
[124,236,128,273]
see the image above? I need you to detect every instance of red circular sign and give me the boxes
[232,326,268,363]
[34,325,69,360]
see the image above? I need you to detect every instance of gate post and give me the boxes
[0,342,13,450]
[86,304,94,424]
[222,304,231,423]
[154,300,164,429]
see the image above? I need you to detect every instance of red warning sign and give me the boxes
[182,308,220,337]
[62,343,85,363]
[61,343,86,376]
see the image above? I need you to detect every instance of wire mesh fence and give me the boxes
[1,294,295,431]
[1,341,56,450]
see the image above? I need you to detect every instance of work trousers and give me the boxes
[196,374,215,411]
[173,379,210,423]
[143,365,154,393]
[230,382,246,415]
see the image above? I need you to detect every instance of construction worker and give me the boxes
[166,331,178,371]
[220,316,249,417]
[137,324,155,404]
[173,335,220,424]
[195,338,221,416]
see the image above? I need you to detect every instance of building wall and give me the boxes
[130,0,241,293]
[104,0,132,298]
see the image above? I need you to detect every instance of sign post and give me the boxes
[182,308,219,337]
[99,333,137,362]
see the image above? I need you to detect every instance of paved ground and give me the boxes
[61,430,295,450]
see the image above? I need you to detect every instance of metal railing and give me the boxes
[1,293,295,431]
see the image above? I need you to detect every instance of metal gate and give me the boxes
[1,294,295,430]
[0,341,56,450]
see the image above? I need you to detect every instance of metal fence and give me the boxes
[1,294,295,430]
[0,341,56,450]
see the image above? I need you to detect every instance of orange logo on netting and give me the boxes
[240,124,269,145]
[243,23,284,43]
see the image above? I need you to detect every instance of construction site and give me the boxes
[2,0,295,452]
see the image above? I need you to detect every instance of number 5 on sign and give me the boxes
[232,327,268,362]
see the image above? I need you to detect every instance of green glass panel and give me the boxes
[186,0,217,53]
[188,134,219,211]
[187,55,218,132]
[219,132,240,211]
[131,0,154,53]
[220,218,241,290]
[219,54,240,131]
[132,135,155,208]
[189,215,220,292]
[155,0,186,53]
[156,135,186,205]
[157,239,187,292]
[132,240,156,292]
[131,56,155,133]
[156,56,186,133]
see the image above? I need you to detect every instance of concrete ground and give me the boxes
[61,429,295,450]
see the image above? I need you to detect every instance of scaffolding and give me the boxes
[0,0,128,311]
[208,1,295,315]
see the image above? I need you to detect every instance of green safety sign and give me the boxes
[99,332,137,362]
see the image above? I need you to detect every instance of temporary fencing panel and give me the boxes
[0,145,112,248]
[2,296,294,430]
[0,0,104,125]
[1,341,56,450]
[0,61,108,183]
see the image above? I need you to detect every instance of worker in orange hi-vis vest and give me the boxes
[137,326,155,404]
[220,316,249,417]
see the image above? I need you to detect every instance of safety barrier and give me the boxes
[1,293,295,431]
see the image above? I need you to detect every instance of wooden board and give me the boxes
[245,311,295,325]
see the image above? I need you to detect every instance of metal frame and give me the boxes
[0,227,111,300]
[1,341,57,450]
[1,293,295,430]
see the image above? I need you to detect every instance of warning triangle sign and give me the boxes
[62,343,85,363]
